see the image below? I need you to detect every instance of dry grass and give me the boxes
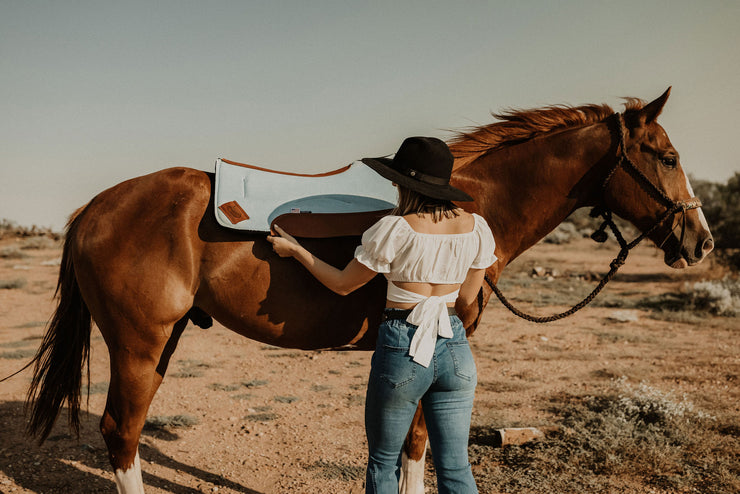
[0,219,61,240]
[0,348,36,359]
[144,414,200,431]
[469,379,739,494]
[307,460,364,482]
[19,236,58,250]
[0,278,27,290]
[170,358,213,378]
[0,247,28,260]
[274,395,300,404]
[637,278,740,320]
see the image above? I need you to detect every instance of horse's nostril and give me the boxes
[702,236,714,255]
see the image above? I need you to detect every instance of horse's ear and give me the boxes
[639,87,671,124]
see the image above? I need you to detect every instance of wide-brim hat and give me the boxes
[361,136,473,202]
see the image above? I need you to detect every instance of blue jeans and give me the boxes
[365,310,478,493]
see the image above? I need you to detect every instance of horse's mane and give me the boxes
[449,98,646,168]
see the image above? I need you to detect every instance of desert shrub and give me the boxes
[144,414,199,430]
[544,207,638,245]
[564,207,605,231]
[207,383,241,391]
[543,222,582,244]
[170,358,212,378]
[0,348,36,359]
[244,412,279,422]
[637,278,740,317]
[307,460,364,481]
[0,278,27,290]
[241,379,269,388]
[470,379,738,494]
[688,279,740,316]
[87,382,109,394]
[692,173,740,270]
[274,395,300,403]
[0,218,61,240]
[0,247,28,260]
[20,236,57,250]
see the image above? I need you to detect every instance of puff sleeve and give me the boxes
[470,214,497,269]
[354,216,404,273]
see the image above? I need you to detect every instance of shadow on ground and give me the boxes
[0,400,262,493]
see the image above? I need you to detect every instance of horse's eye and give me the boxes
[661,156,677,168]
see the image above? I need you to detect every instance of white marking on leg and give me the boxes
[399,442,427,494]
[114,451,145,494]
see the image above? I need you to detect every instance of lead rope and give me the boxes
[480,113,702,324]
[483,201,696,323]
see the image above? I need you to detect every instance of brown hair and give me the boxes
[391,185,460,222]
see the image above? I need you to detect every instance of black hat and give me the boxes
[361,136,473,202]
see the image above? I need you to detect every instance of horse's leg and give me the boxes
[100,316,187,494]
[399,404,429,494]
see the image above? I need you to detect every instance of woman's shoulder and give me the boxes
[373,214,406,229]
[362,215,407,239]
[471,213,495,243]
[471,212,492,229]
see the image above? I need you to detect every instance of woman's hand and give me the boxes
[266,225,302,258]
[267,224,377,295]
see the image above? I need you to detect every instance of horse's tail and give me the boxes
[26,206,92,443]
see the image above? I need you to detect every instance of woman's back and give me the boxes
[354,209,495,304]
[402,210,474,235]
[391,211,475,305]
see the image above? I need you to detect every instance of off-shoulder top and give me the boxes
[353,213,497,282]
[354,213,497,368]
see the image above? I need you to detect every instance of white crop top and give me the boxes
[354,213,497,368]
[354,213,497,282]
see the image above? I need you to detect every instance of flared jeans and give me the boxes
[365,309,478,493]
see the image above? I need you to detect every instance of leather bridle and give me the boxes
[481,113,702,323]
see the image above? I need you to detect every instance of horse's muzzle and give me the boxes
[666,232,714,269]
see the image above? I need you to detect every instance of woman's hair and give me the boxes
[391,185,460,222]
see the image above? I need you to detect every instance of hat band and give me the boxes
[399,167,449,186]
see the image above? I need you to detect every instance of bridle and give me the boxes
[481,113,702,324]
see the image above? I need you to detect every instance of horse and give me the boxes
[24,87,712,493]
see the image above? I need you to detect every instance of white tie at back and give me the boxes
[386,283,459,368]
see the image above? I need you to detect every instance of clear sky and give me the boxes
[1,0,738,230]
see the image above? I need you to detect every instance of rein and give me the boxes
[482,113,702,324]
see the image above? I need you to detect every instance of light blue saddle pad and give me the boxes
[214,158,396,233]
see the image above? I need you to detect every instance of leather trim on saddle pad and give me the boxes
[218,200,250,224]
[221,158,352,178]
[271,209,392,238]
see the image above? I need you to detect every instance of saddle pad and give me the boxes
[214,158,397,233]
[270,209,392,238]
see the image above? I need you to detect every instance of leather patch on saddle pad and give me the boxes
[218,201,250,224]
[271,209,392,238]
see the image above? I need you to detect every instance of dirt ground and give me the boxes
[0,235,737,493]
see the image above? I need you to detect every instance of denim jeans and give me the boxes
[365,310,478,493]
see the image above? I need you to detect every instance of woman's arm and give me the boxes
[457,268,486,307]
[267,225,378,296]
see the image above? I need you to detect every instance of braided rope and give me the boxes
[485,201,689,323]
[483,113,702,324]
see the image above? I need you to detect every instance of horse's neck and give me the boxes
[455,122,614,267]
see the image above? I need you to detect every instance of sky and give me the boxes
[1,0,738,230]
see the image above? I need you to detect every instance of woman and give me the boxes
[267,136,496,493]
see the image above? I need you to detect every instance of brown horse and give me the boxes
[26,88,712,493]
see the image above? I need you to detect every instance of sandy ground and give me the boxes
[0,235,737,493]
